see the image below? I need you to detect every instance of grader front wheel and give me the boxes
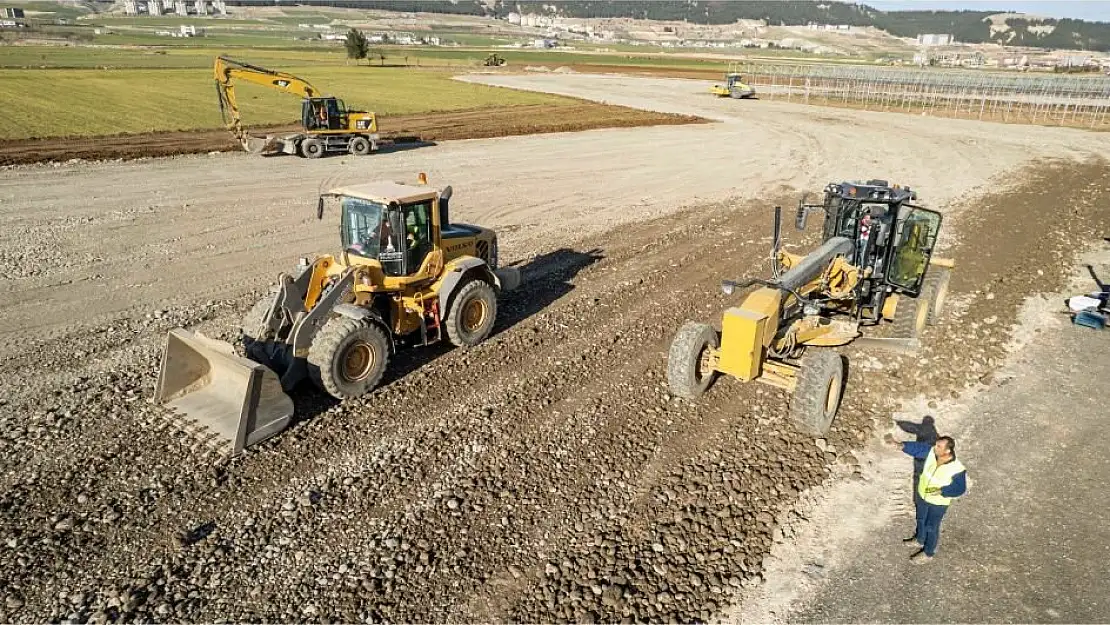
[667,321,720,399]
[789,350,845,436]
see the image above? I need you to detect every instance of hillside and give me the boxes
[223,0,1110,52]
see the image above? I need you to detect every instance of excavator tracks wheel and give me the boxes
[445,279,498,347]
[307,316,390,399]
[348,136,372,156]
[923,267,950,326]
[790,350,845,436]
[300,137,324,159]
[667,321,719,399]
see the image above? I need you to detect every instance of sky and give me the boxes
[858,1,1110,22]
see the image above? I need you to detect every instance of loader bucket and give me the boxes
[155,328,294,455]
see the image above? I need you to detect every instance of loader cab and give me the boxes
[331,182,442,279]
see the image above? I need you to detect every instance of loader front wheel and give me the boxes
[445,279,498,347]
[790,350,845,436]
[240,293,278,341]
[667,321,719,399]
[308,317,390,399]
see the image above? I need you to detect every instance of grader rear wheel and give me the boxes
[923,267,950,326]
[891,283,933,339]
[789,350,845,436]
[667,321,719,399]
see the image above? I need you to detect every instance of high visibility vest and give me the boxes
[917,449,966,506]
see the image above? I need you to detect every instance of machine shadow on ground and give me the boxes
[288,247,605,422]
[262,139,437,159]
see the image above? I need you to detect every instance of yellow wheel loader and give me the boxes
[155,174,522,455]
[668,180,953,435]
[214,55,380,158]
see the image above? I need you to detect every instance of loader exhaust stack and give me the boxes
[155,329,294,455]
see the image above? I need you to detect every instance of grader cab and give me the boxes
[668,179,953,435]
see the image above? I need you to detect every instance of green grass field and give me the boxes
[0,61,575,139]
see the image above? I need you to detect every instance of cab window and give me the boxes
[404,201,433,272]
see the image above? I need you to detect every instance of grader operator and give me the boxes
[155,174,521,455]
[668,179,953,435]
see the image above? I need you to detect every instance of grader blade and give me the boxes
[155,328,294,455]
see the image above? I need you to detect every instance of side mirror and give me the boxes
[796,195,810,231]
[316,196,324,220]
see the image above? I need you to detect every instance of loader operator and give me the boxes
[886,434,968,562]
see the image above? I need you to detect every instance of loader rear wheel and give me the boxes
[667,321,719,399]
[923,267,950,326]
[348,136,371,156]
[301,138,324,159]
[308,317,390,399]
[790,350,845,436]
[445,279,497,347]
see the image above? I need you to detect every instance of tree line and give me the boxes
[224,0,1110,52]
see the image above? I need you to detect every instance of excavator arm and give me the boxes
[214,55,322,150]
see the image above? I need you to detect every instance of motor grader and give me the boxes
[155,174,521,455]
[667,179,953,435]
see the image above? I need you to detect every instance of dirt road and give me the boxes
[1,73,1109,622]
[3,74,1105,350]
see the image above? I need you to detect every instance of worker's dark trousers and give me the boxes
[914,497,949,556]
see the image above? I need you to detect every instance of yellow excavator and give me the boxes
[214,55,379,158]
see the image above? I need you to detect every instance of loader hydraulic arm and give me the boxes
[213,55,321,146]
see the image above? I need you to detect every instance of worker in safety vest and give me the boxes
[885,434,968,562]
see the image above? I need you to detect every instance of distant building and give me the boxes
[917,33,953,46]
[2,7,25,18]
[506,12,520,25]
[533,38,555,48]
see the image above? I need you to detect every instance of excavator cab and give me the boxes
[302,97,348,131]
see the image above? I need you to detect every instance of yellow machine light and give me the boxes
[718,307,769,382]
[418,172,428,185]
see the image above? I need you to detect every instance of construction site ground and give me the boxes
[1,74,1109,622]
